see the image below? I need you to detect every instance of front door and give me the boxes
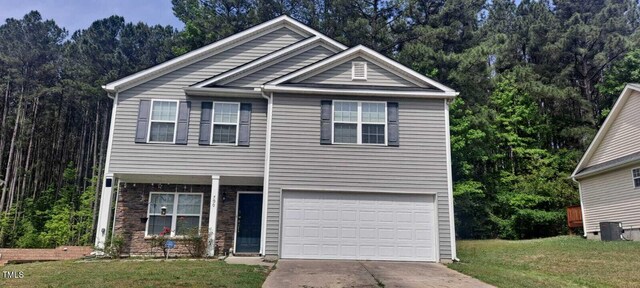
[235,193,263,253]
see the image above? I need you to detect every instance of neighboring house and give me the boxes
[572,83,640,240]
[95,16,459,262]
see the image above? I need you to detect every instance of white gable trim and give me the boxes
[262,84,457,98]
[193,36,344,88]
[266,45,456,92]
[572,83,640,177]
[103,15,344,93]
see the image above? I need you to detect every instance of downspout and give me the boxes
[259,87,273,256]
[444,98,459,262]
[571,177,588,238]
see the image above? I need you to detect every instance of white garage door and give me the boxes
[281,191,436,261]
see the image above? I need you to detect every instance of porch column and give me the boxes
[94,173,114,251]
[207,175,220,257]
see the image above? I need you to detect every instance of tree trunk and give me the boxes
[0,79,10,173]
[0,84,23,214]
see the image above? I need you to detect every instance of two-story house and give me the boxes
[95,16,459,262]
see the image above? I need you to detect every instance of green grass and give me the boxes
[1,259,268,288]
[448,236,640,288]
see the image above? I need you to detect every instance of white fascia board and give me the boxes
[267,45,456,93]
[573,158,640,180]
[183,87,262,98]
[103,15,339,93]
[193,36,344,88]
[572,84,640,177]
[262,84,458,98]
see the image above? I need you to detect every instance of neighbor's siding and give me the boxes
[297,57,417,87]
[224,46,335,87]
[109,27,306,176]
[265,94,452,259]
[580,165,640,232]
[588,91,640,167]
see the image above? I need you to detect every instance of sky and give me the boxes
[0,0,185,34]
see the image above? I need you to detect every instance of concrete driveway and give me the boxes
[263,260,493,288]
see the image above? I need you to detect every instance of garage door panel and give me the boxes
[281,191,436,261]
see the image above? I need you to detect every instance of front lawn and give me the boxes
[1,259,268,288]
[449,236,640,288]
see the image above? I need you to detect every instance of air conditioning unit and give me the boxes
[599,222,623,241]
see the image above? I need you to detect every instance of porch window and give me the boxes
[634,168,640,189]
[147,192,203,236]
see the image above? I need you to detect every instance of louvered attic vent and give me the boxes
[352,61,367,80]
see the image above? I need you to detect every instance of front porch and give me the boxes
[99,174,264,257]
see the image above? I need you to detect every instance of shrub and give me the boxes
[512,209,566,239]
[97,233,126,258]
[148,227,171,258]
[183,227,207,258]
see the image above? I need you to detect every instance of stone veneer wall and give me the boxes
[113,182,262,257]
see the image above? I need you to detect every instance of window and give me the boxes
[149,100,178,143]
[147,192,203,237]
[212,102,240,145]
[634,168,640,189]
[333,101,386,145]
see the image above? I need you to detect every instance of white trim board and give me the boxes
[266,45,457,93]
[262,84,457,98]
[103,15,346,93]
[572,83,640,178]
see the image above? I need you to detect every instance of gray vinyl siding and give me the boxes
[109,27,306,176]
[298,57,417,87]
[588,91,640,166]
[110,97,267,176]
[580,165,640,232]
[223,46,335,87]
[265,94,452,259]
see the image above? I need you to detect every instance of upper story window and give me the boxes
[633,168,640,189]
[212,102,240,145]
[333,101,386,145]
[148,100,178,143]
[147,192,203,237]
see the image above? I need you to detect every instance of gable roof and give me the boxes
[102,15,346,93]
[572,83,640,178]
[265,45,456,93]
[191,36,344,88]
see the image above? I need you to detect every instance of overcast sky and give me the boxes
[0,0,185,34]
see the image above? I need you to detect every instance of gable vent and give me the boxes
[352,61,367,80]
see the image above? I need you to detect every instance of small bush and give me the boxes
[97,233,126,258]
[183,227,207,258]
[148,227,171,258]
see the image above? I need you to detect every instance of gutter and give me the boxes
[262,84,458,98]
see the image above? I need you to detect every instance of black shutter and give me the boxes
[238,103,252,146]
[135,100,151,143]
[199,102,212,145]
[387,102,399,146]
[175,101,191,145]
[320,100,332,145]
